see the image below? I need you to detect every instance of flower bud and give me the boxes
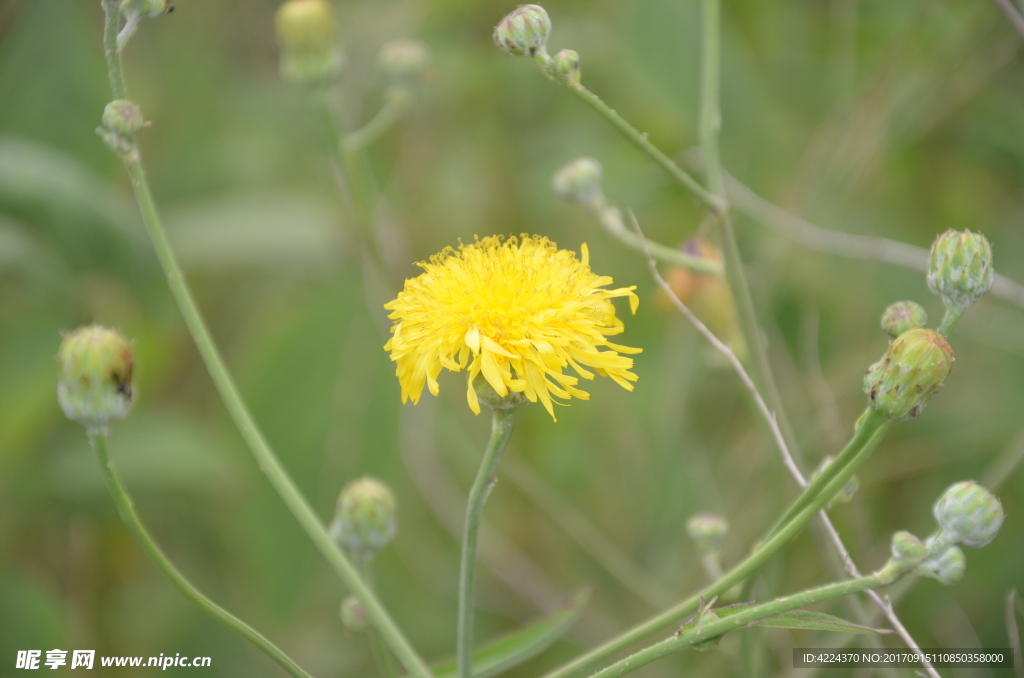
[339,595,368,633]
[890,530,927,564]
[57,325,135,431]
[811,456,859,508]
[880,301,927,339]
[121,0,173,18]
[932,481,1004,548]
[102,100,146,138]
[926,229,994,311]
[552,157,603,206]
[378,39,429,84]
[493,4,551,57]
[552,49,580,86]
[334,477,397,555]
[275,0,343,85]
[863,328,953,420]
[917,546,966,585]
[686,513,728,553]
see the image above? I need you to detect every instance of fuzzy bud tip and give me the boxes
[378,39,430,84]
[57,325,135,431]
[493,4,551,57]
[863,328,953,420]
[926,229,994,311]
[339,595,369,633]
[686,513,728,552]
[933,480,1004,548]
[552,48,580,86]
[334,477,397,555]
[275,0,343,85]
[917,546,966,585]
[552,157,603,205]
[880,301,928,339]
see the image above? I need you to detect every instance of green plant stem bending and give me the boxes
[592,203,723,275]
[457,409,517,678]
[543,409,892,678]
[100,6,431,674]
[590,572,891,678]
[89,434,313,678]
[344,87,412,155]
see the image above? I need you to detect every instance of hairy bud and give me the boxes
[98,100,146,155]
[891,530,927,564]
[863,328,953,420]
[880,301,928,339]
[121,0,173,18]
[333,477,397,555]
[686,513,728,553]
[933,481,1004,548]
[275,0,343,85]
[927,229,994,311]
[493,5,551,57]
[57,325,135,431]
[339,595,368,633]
[552,157,603,206]
[917,546,966,585]
[378,39,430,84]
[552,49,580,86]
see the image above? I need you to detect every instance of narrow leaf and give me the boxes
[432,589,590,678]
[754,610,893,635]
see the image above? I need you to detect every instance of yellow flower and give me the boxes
[384,235,642,420]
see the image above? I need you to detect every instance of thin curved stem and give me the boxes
[89,434,313,678]
[99,7,431,674]
[592,203,723,275]
[557,81,717,211]
[101,0,126,99]
[344,87,412,156]
[457,408,516,678]
[541,412,892,678]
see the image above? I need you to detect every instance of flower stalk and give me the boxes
[99,5,431,676]
[89,434,313,678]
[457,408,516,678]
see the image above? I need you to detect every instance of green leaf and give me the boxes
[431,589,590,678]
[745,609,892,635]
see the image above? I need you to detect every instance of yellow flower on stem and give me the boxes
[384,234,642,420]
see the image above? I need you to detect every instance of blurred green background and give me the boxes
[1,0,1022,675]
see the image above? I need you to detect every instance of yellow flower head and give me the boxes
[384,235,642,420]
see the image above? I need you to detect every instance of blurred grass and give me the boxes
[1,0,1023,675]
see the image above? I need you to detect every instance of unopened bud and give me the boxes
[552,49,580,86]
[891,531,927,564]
[927,229,994,311]
[811,456,859,508]
[334,477,397,555]
[863,328,953,420]
[686,513,728,553]
[57,325,135,431]
[933,481,1004,548]
[881,301,928,339]
[275,0,343,85]
[917,546,966,585]
[102,100,146,137]
[552,157,603,205]
[339,595,368,632]
[378,39,429,84]
[493,5,551,57]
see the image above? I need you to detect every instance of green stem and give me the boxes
[344,87,412,156]
[554,79,717,211]
[591,572,891,678]
[358,556,400,678]
[101,0,126,99]
[937,305,964,337]
[761,408,885,543]
[88,434,313,678]
[99,11,429,669]
[592,203,723,275]
[697,0,798,459]
[457,408,516,678]
[542,412,892,678]
[117,149,431,678]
